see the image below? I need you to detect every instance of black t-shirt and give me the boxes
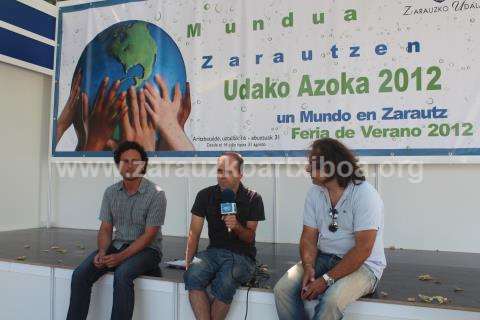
[191,183,265,260]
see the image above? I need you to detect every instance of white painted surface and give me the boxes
[344,300,480,320]
[0,262,52,320]
[381,164,480,252]
[178,286,279,320]
[54,268,176,320]
[0,62,50,231]
[0,263,474,320]
[51,162,115,229]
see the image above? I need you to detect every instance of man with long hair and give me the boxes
[274,138,386,320]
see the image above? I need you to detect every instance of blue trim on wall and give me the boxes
[0,27,54,69]
[0,0,56,41]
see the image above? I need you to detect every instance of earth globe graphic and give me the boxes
[74,20,187,145]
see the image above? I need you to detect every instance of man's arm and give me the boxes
[224,194,264,244]
[186,214,204,269]
[299,225,319,298]
[103,226,159,268]
[300,225,319,268]
[97,221,113,254]
[326,230,377,280]
[301,229,377,300]
[234,220,258,244]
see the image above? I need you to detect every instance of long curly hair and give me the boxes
[309,138,365,188]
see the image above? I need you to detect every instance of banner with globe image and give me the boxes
[52,0,480,162]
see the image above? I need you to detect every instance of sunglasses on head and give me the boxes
[329,208,339,232]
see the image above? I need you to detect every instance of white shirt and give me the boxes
[303,181,387,279]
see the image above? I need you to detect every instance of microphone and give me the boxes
[220,188,237,232]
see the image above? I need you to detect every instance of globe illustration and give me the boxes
[73,20,187,144]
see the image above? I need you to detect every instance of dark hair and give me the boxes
[309,138,365,188]
[221,152,244,174]
[113,141,148,175]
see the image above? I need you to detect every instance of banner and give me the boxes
[52,0,480,162]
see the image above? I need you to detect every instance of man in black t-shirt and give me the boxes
[183,152,265,320]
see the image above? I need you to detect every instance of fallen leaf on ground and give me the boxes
[16,256,27,261]
[407,297,416,302]
[418,294,448,304]
[418,274,434,281]
[419,294,434,303]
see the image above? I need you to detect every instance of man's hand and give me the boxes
[301,276,328,301]
[178,82,191,130]
[301,264,316,293]
[143,76,182,132]
[185,257,192,271]
[73,92,89,150]
[222,215,240,231]
[143,75,194,151]
[56,69,82,145]
[93,250,107,269]
[103,253,125,268]
[120,87,156,151]
[84,77,127,151]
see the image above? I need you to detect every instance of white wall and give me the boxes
[51,161,480,253]
[0,61,50,231]
[381,164,480,253]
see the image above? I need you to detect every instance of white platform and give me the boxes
[0,261,479,320]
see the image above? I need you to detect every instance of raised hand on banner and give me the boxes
[120,87,156,151]
[72,92,89,151]
[143,75,194,151]
[178,82,191,130]
[84,77,127,151]
[56,68,82,146]
[156,81,192,151]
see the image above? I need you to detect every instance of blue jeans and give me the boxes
[184,247,255,304]
[66,244,161,320]
[274,252,377,320]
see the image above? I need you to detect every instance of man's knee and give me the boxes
[71,267,86,289]
[184,264,209,291]
[71,261,96,289]
[113,264,136,286]
[210,274,238,305]
[317,290,344,317]
[274,264,303,298]
[323,294,341,311]
[273,276,290,298]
